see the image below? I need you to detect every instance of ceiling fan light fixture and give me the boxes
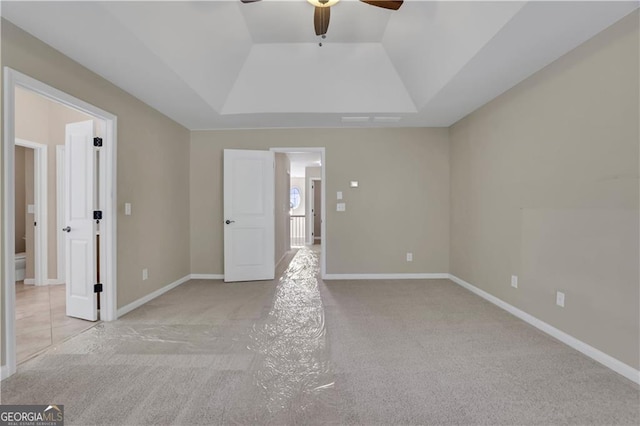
[307,0,340,8]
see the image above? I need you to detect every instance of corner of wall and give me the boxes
[0,13,5,368]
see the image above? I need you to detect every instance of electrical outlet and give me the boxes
[556,291,565,307]
[511,275,518,288]
[406,252,413,262]
[142,268,148,281]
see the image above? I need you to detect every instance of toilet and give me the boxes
[15,252,26,282]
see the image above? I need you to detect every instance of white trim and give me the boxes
[47,279,64,285]
[190,274,224,280]
[23,278,35,285]
[448,274,640,385]
[323,273,450,280]
[270,147,326,279]
[15,139,48,286]
[3,68,118,380]
[117,274,191,317]
[56,145,66,284]
[3,67,18,377]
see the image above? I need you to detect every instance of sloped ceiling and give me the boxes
[2,1,638,130]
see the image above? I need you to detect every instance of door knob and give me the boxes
[225,220,235,225]
[62,226,71,233]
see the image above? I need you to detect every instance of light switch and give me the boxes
[337,203,346,212]
[337,191,343,200]
[27,204,35,214]
[125,203,132,216]
[350,181,359,188]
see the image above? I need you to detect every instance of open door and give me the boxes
[64,120,98,321]
[224,149,275,282]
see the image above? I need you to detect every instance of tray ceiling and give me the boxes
[2,1,637,129]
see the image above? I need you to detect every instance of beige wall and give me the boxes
[190,128,450,275]
[1,18,191,370]
[449,12,640,369]
[275,153,291,264]
[14,146,25,254]
[15,87,95,280]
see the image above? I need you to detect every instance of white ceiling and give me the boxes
[287,152,322,177]
[2,1,638,130]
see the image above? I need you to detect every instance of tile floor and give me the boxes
[15,281,98,363]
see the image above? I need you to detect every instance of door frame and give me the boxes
[270,147,326,279]
[2,68,118,379]
[14,138,48,286]
[55,145,65,284]
[309,178,322,245]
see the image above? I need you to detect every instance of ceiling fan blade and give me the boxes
[240,0,262,3]
[360,0,403,11]
[314,6,330,36]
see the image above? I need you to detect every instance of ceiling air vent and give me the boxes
[341,116,370,123]
[373,116,402,123]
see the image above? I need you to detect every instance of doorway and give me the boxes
[2,68,118,379]
[270,148,326,279]
[13,92,101,364]
[312,180,322,245]
[14,139,47,287]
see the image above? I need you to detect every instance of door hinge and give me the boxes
[94,283,103,293]
[93,210,103,221]
[93,137,103,147]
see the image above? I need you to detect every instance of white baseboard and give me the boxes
[448,274,640,385]
[47,279,64,285]
[1,364,10,380]
[23,278,35,285]
[190,274,224,280]
[323,273,449,280]
[117,274,191,318]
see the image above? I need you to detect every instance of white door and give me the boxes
[64,120,97,321]
[224,149,275,282]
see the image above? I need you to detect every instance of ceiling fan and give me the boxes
[240,0,403,39]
